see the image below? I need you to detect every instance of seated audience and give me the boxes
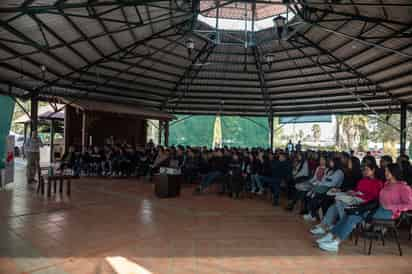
[194,150,228,194]
[316,163,412,252]
[376,155,392,182]
[293,155,328,214]
[310,161,383,236]
[287,152,310,210]
[303,157,345,221]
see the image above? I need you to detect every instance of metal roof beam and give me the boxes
[288,39,380,115]
[306,21,412,59]
[35,17,192,92]
[253,46,272,117]
[163,41,216,109]
[0,0,173,13]
[307,6,411,28]
[294,33,398,101]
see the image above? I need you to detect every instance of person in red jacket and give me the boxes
[317,163,412,252]
[310,162,383,235]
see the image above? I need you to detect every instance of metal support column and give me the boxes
[50,120,55,163]
[158,120,163,145]
[23,122,28,158]
[30,93,38,134]
[164,121,169,147]
[269,114,274,151]
[81,110,88,152]
[400,103,407,155]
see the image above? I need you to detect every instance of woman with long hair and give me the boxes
[303,157,345,222]
[317,164,412,252]
[311,162,383,236]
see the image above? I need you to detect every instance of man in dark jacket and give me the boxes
[194,150,227,194]
[269,152,293,206]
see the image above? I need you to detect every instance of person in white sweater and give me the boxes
[289,156,329,213]
[303,157,345,221]
[287,153,310,210]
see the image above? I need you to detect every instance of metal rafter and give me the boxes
[35,17,192,92]
[253,46,272,117]
[306,6,411,28]
[162,40,216,109]
[293,32,402,100]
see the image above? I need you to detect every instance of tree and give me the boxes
[273,117,283,148]
[335,115,343,149]
[298,129,305,141]
[370,114,400,158]
[340,115,368,150]
[312,124,321,144]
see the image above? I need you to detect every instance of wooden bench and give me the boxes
[37,167,77,197]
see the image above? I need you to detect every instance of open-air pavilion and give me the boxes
[0,1,412,274]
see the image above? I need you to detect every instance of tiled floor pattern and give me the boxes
[1,168,412,274]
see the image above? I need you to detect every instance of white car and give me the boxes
[9,131,25,157]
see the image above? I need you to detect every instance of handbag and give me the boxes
[313,185,330,194]
[335,193,364,205]
[344,199,379,216]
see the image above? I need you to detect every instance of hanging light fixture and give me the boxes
[185,39,195,57]
[265,54,275,70]
[273,15,287,39]
[40,65,47,84]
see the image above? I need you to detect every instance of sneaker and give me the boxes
[193,187,203,195]
[286,201,295,211]
[316,233,333,244]
[303,214,316,222]
[310,225,326,235]
[318,238,340,252]
[257,189,264,195]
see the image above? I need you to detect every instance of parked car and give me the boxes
[9,132,25,157]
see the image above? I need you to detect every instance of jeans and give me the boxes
[321,200,348,227]
[251,174,263,191]
[200,171,222,189]
[332,207,393,240]
[258,176,281,203]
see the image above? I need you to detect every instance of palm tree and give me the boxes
[340,115,368,150]
[312,124,321,145]
[335,115,343,149]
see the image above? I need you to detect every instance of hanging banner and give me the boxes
[280,115,332,124]
[0,95,15,186]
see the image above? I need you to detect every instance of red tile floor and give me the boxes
[1,166,412,274]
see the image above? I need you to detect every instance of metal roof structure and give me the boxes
[0,0,411,117]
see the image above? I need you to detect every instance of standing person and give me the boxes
[286,140,294,153]
[295,141,302,152]
[25,130,42,184]
[268,152,293,206]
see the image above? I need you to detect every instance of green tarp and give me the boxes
[169,115,215,147]
[0,95,15,168]
[169,115,269,148]
[221,116,269,148]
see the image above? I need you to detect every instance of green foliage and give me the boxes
[11,99,49,134]
[338,115,368,150]
[369,114,400,143]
